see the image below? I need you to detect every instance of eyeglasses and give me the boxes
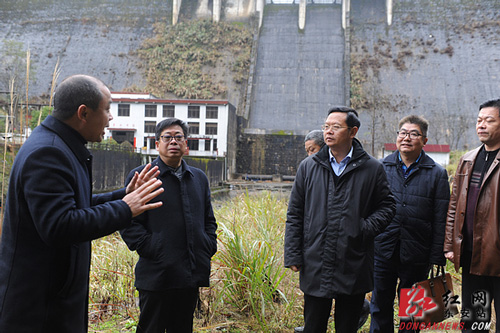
[321,124,350,132]
[159,135,185,143]
[397,131,422,140]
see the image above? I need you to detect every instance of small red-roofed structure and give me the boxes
[383,143,450,166]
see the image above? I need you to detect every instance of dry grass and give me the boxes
[89,191,490,332]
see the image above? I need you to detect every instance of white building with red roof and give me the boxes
[105,92,235,158]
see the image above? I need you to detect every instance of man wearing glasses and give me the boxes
[370,115,450,332]
[285,106,395,332]
[120,118,217,332]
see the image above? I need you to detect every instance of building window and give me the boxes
[188,122,199,135]
[205,123,218,135]
[206,106,218,119]
[213,139,217,151]
[143,137,156,149]
[163,105,175,118]
[204,139,211,151]
[145,104,157,117]
[118,104,130,117]
[188,139,199,151]
[188,106,200,118]
[144,121,156,133]
[111,130,134,145]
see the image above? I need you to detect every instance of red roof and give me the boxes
[110,91,229,105]
[384,143,450,153]
[111,97,229,105]
[107,128,136,131]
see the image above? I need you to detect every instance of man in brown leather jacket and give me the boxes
[444,99,500,332]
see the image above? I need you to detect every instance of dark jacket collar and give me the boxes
[383,149,434,168]
[314,138,367,165]
[41,115,90,165]
[153,157,194,178]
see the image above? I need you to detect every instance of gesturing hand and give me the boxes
[126,163,160,194]
[123,178,164,217]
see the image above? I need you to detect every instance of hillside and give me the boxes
[0,0,172,98]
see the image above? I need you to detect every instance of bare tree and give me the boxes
[356,81,408,157]
[427,108,474,150]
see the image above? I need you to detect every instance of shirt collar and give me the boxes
[329,145,353,164]
[398,151,422,178]
[398,151,422,165]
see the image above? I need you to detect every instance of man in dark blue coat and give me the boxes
[120,118,217,333]
[285,107,396,333]
[370,115,450,332]
[0,74,163,333]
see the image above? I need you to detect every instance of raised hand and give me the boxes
[123,178,164,217]
[126,163,160,194]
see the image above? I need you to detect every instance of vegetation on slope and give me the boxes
[138,19,252,99]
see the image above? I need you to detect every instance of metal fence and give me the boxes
[90,147,142,192]
[89,143,225,192]
[266,0,341,4]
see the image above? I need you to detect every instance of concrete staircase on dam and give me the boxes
[246,4,346,135]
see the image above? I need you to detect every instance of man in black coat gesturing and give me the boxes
[285,106,396,333]
[0,74,163,332]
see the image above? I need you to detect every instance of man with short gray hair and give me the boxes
[304,129,325,156]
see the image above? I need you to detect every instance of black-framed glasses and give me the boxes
[159,135,185,143]
[321,124,350,132]
[397,131,422,140]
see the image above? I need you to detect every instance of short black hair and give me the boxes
[155,118,189,141]
[52,75,105,120]
[479,99,500,117]
[398,115,429,137]
[327,106,361,128]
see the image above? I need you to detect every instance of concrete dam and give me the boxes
[2,0,500,177]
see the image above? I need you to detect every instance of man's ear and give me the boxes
[349,126,359,138]
[76,104,88,122]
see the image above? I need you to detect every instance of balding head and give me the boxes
[52,75,107,121]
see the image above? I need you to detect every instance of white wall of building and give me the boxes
[382,150,450,167]
[105,93,230,158]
